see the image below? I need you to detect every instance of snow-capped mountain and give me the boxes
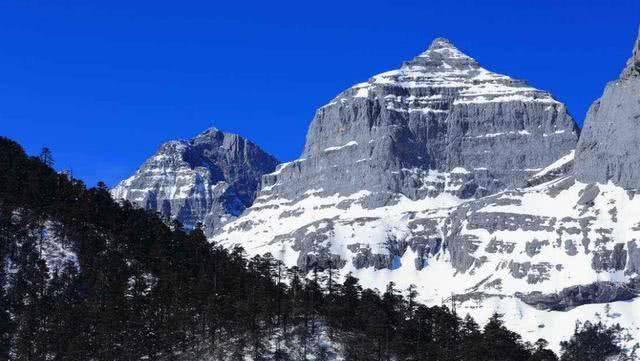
[111,128,278,235]
[115,28,640,351]
[216,37,580,273]
[260,38,579,206]
[212,32,640,350]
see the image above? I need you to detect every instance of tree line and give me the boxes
[0,136,629,360]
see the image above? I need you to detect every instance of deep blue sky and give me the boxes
[1,1,638,187]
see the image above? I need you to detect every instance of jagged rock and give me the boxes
[112,128,278,235]
[627,240,640,275]
[262,38,578,206]
[205,26,640,351]
[516,281,639,311]
[526,150,575,187]
[575,27,640,189]
[592,243,627,271]
[525,239,549,257]
[622,26,640,79]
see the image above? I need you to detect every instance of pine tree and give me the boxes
[529,338,559,361]
[9,238,51,360]
[0,286,14,360]
[560,321,623,361]
[39,147,54,167]
[482,313,529,361]
[460,314,483,361]
[0,137,571,361]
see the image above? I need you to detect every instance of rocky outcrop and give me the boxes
[575,27,640,189]
[210,26,640,351]
[526,150,575,187]
[261,38,579,207]
[112,128,278,235]
[516,280,639,311]
[621,26,640,79]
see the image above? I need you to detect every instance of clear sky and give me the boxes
[1,1,639,187]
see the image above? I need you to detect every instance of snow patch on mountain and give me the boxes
[112,128,278,235]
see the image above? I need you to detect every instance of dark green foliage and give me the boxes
[560,321,623,361]
[0,286,14,359]
[529,339,559,361]
[480,313,530,361]
[0,136,626,360]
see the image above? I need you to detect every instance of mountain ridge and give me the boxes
[111,127,279,235]
[112,28,640,351]
[260,37,578,209]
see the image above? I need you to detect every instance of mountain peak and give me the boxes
[191,126,244,145]
[427,37,456,50]
[112,126,279,235]
[404,37,478,70]
[621,25,640,78]
[195,126,223,138]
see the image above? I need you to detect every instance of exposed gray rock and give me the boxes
[576,28,640,189]
[577,183,600,206]
[452,292,507,304]
[466,212,556,234]
[485,239,515,254]
[627,240,640,275]
[112,128,278,235]
[525,239,549,257]
[592,243,627,272]
[262,38,579,206]
[517,281,639,311]
[622,26,640,79]
[564,240,578,256]
[546,176,576,198]
[508,262,552,284]
[526,151,575,187]
[350,236,412,270]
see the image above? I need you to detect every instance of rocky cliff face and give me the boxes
[115,28,640,350]
[575,28,640,189]
[262,38,579,206]
[111,128,278,235]
[217,37,580,281]
[213,30,640,351]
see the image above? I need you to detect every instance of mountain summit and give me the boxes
[114,30,640,351]
[112,127,278,235]
[212,33,640,351]
[260,37,578,207]
[407,37,480,70]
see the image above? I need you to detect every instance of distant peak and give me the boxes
[427,37,456,50]
[198,126,222,136]
[191,126,258,148]
[193,126,233,140]
[188,127,229,146]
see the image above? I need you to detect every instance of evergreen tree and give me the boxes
[39,147,54,167]
[560,321,623,361]
[4,137,617,361]
[460,314,483,361]
[9,238,50,361]
[482,313,530,361]
[529,339,559,361]
[0,286,14,360]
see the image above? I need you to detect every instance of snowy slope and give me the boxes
[215,173,640,351]
[109,29,640,351]
[212,31,640,351]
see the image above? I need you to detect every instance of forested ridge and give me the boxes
[0,136,627,360]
